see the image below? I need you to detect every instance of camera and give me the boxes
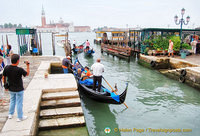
[24,61,30,64]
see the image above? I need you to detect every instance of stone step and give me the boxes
[42,91,79,100]
[39,116,85,130]
[41,98,81,109]
[40,107,83,119]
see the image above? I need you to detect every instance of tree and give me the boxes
[17,24,22,28]
[4,23,8,28]
[8,23,13,28]
[13,24,17,28]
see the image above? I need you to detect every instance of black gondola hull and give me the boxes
[78,82,127,104]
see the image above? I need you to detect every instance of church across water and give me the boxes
[36,6,91,33]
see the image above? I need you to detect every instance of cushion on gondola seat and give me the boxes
[79,79,98,86]
[102,88,120,102]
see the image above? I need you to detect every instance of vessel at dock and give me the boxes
[73,59,128,104]
[99,31,132,61]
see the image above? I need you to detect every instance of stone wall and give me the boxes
[138,54,200,91]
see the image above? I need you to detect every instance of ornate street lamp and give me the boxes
[174,8,190,49]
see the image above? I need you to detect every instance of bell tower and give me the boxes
[41,6,46,27]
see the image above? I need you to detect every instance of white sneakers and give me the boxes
[17,116,28,122]
[8,114,13,119]
[8,114,28,122]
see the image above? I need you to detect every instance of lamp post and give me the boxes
[174,8,190,49]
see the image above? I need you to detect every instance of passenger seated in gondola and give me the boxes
[81,66,92,80]
[77,68,82,78]
[74,62,81,71]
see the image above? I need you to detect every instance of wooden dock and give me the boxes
[101,43,132,61]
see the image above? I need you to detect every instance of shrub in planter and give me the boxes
[182,43,192,50]
[170,35,181,51]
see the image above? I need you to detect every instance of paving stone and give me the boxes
[41,98,81,109]
[39,116,85,130]
[42,91,79,100]
[40,107,83,118]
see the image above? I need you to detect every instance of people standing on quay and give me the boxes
[191,39,197,54]
[168,39,174,57]
[62,56,73,73]
[0,56,5,105]
[91,58,104,92]
[3,54,29,121]
[5,45,13,65]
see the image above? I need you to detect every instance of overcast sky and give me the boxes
[0,0,200,29]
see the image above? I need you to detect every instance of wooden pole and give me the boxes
[17,35,21,55]
[63,32,67,56]
[52,32,55,55]
[39,33,42,55]
[6,35,8,46]
[103,77,128,108]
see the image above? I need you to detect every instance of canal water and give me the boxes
[1,32,200,136]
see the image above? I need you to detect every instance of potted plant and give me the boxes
[180,49,187,59]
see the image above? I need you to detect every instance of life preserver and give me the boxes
[150,61,156,67]
[179,75,185,83]
[180,69,187,76]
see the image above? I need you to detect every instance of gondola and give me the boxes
[73,59,128,104]
[84,48,95,57]
[72,45,84,54]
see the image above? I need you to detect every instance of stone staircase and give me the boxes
[38,90,85,130]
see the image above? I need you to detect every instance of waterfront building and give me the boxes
[74,26,91,32]
[36,6,74,33]
[36,6,91,33]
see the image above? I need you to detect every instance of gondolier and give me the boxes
[62,56,73,73]
[91,58,104,92]
[73,40,77,49]
[73,58,128,104]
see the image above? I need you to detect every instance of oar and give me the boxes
[102,77,128,108]
[76,58,84,69]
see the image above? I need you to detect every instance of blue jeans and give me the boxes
[9,91,24,119]
[63,68,68,73]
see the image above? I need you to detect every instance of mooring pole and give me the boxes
[6,35,9,46]
[39,33,43,55]
[17,35,21,55]
[52,32,55,55]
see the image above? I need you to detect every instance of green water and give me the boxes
[69,33,200,136]
[1,32,200,136]
[78,49,200,136]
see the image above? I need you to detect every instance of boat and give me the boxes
[84,48,95,57]
[72,45,84,54]
[73,59,128,104]
[56,40,66,48]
